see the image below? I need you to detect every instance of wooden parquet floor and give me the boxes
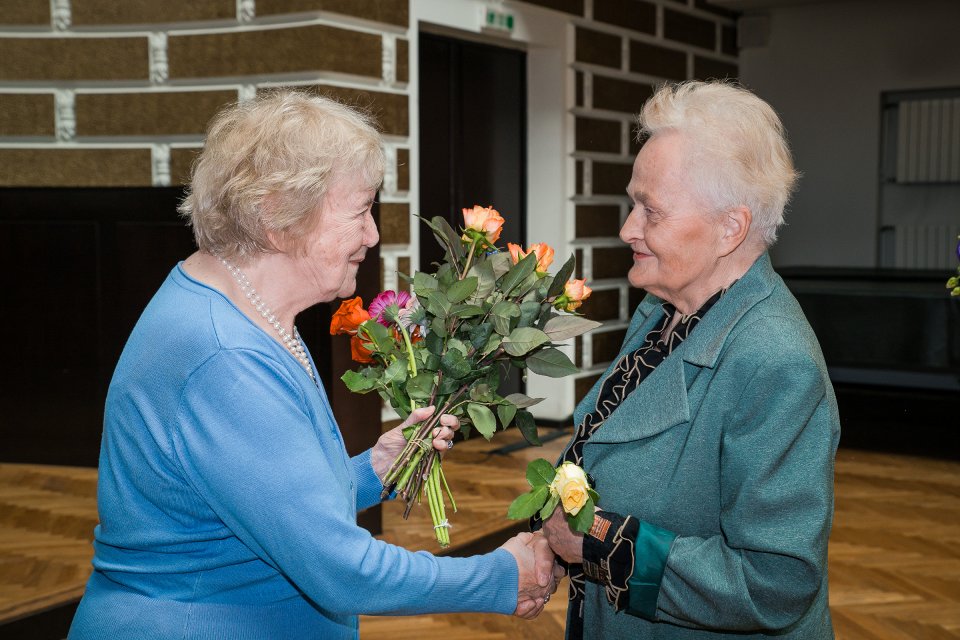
[1,434,959,638]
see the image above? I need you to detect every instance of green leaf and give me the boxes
[383,357,409,385]
[449,303,484,318]
[502,327,550,357]
[467,403,497,440]
[518,300,542,328]
[425,291,451,318]
[499,252,538,297]
[503,393,544,409]
[469,259,497,301]
[440,349,471,379]
[425,330,445,355]
[341,370,378,393]
[469,383,494,403]
[568,496,596,534]
[526,458,556,487]
[446,276,479,304]
[413,271,439,296]
[507,485,550,520]
[526,347,579,378]
[497,402,517,429]
[429,316,447,339]
[405,373,435,400]
[515,409,541,445]
[491,300,521,336]
[547,254,576,299]
[431,216,466,262]
[482,333,502,357]
[489,251,514,279]
[469,323,494,350]
[543,315,603,341]
[539,493,560,521]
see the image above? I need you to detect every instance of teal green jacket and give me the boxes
[571,254,839,639]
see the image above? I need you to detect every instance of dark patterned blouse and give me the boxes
[563,290,723,640]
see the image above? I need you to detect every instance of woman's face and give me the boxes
[297,174,379,302]
[620,131,725,310]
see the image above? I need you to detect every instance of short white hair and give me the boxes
[636,81,798,246]
[179,89,384,261]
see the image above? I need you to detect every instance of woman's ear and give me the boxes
[718,206,752,257]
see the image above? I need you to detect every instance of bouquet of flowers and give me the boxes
[507,459,598,533]
[331,206,598,546]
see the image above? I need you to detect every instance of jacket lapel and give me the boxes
[580,253,780,445]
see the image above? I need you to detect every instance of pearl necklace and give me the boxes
[218,256,317,385]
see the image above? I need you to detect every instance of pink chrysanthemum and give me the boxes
[368,290,412,326]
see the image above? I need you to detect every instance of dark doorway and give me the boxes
[418,32,527,269]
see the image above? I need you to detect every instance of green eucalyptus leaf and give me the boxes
[526,458,556,487]
[341,370,378,393]
[499,252,538,296]
[507,485,550,520]
[502,327,550,357]
[526,347,579,378]
[568,496,596,534]
[447,276,479,304]
[497,402,517,429]
[467,403,497,440]
[543,315,603,341]
[539,493,561,521]
[503,393,544,409]
[515,409,541,446]
[547,254,576,299]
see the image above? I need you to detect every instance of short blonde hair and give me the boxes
[179,90,384,261]
[636,81,798,246]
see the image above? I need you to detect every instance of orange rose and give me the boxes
[506,242,555,274]
[462,205,505,244]
[556,279,593,311]
[330,297,370,335]
[350,334,375,363]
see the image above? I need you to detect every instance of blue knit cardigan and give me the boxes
[69,265,516,640]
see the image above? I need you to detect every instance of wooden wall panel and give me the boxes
[0,37,149,82]
[0,149,152,186]
[0,94,55,137]
[75,90,237,137]
[72,0,234,25]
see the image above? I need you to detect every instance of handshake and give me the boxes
[500,531,567,619]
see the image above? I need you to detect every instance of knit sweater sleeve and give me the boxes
[170,348,517,616]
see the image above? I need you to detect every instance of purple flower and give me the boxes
[368,290,412,326]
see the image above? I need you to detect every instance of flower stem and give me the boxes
[461,240,478,279]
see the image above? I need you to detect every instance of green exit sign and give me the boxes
[484,7,514,32]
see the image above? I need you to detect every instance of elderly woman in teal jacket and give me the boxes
[542,81,840,639]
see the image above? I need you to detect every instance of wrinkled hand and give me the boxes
[370,406,460,482]
[501,532,565,619]
[542,507,586,564]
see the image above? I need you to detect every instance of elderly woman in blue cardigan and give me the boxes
[69,91,560,639]
[541,81,840,639]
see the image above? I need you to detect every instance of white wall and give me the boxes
[738,0,960,267]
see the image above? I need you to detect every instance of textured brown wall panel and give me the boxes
[576,117,621,154]
[515,0,583,15]
[76,90,237,137]
[629,40,686,80]
[1,1,50,24]
[397,256,411,292]
[397,148,409,191]
[694,56,737,80]
[72,0,234,24]
[583,288,620,321]
[592,246,633,279]
[397,38,409,83]
[0,148,152,186]
[592,328,627,363]
[575,373,600,402]
[294,85,408,136]
[575,204,621,238]
[664,9,715,50]
[379,202,410,244]
[0,37,148,81]
[256,0,408,26]
[593,0,655,35]
[575,27,622,69]
[169,26,381,80]
[170,148,201,185]
[592,161,632,195]
[0,94,55,136]
[592,75,653,114]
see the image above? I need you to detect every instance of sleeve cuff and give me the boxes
[352,448,386,511]
[625,520,677,620]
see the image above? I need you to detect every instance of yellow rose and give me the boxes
[550,462,590,516]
